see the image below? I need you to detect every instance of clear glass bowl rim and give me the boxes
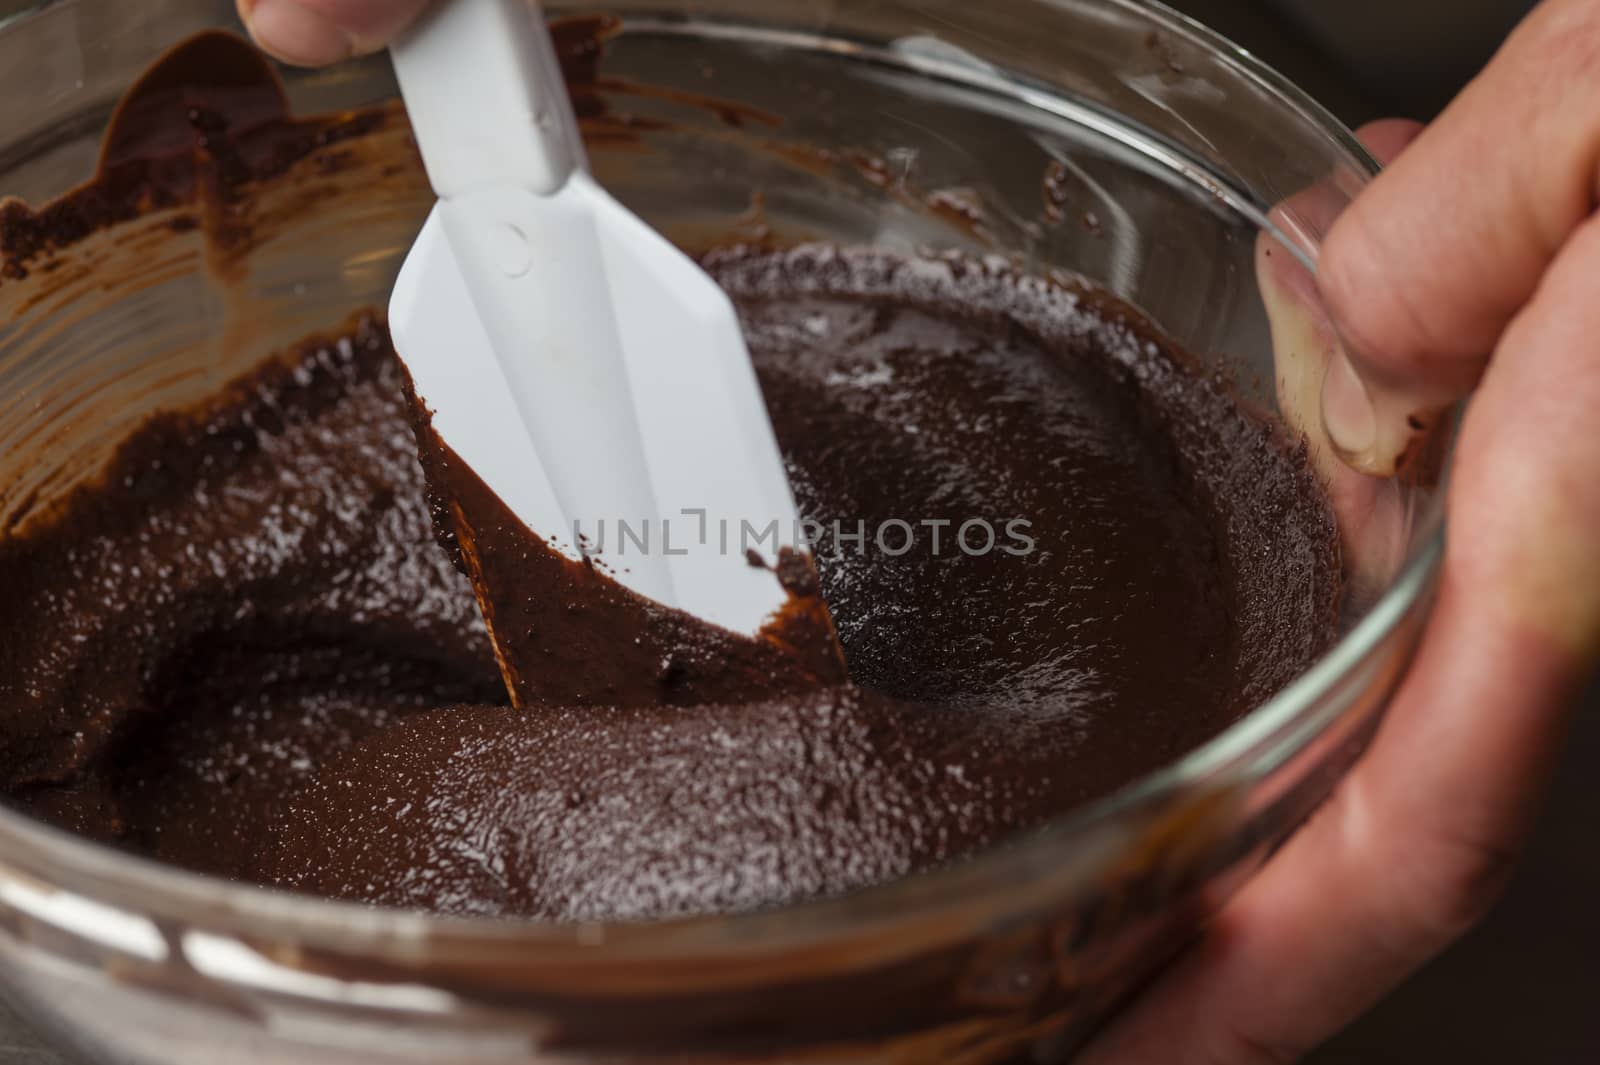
[0,0,1443,970]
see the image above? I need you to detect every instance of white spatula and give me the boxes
[387,0,805,638]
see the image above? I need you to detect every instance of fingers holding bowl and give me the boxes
[1258,120,1430,606]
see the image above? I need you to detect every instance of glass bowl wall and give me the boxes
[0,1,1442,1062]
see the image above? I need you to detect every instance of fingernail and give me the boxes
[1322,350,1377,462]
[241,0,354,67]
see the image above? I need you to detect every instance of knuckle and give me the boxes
[1207,1028,1303,1065]
[1344,780,1520,964]
[1391,825,1520,947]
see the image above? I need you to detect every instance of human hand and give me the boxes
[236,0,432,66]
[1084,2,1600,1060]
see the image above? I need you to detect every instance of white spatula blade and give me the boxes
[391,189,804,638]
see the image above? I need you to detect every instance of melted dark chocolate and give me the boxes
[0,30,1341,922]
[402,391,847,713]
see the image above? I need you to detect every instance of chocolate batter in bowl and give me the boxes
[0,1,1449,1063]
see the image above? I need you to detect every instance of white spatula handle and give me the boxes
[390,0,584,198]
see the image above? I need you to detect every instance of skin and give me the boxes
[242,1,1600,1059]
[236,0,432,65]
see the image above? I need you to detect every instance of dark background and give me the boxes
[3,2,1596,1063]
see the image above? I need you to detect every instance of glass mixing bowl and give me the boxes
[0,0,1446,1062]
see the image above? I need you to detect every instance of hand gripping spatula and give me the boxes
[387,0,806,641]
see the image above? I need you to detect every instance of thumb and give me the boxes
[1317,0,1600,475]
[237,0,432,66]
